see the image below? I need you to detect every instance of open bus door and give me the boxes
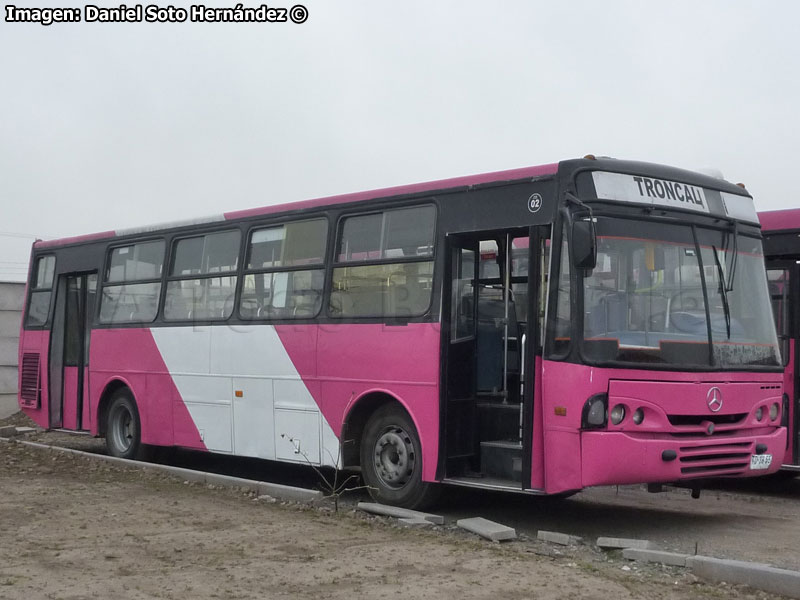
[442,226,544,488]
[48,272,97,431]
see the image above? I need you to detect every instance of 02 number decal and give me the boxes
[527,193,543,213]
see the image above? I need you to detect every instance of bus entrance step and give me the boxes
[477,403,521,442]
[480,440,522,483]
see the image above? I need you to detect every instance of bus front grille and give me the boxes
[677,441,753,476]
[667,413,747,427]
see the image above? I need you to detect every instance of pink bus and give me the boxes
[759,209,800,475]
[18,157,786,508]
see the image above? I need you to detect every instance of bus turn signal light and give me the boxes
[554,406,567,416]
[235,390,243,398]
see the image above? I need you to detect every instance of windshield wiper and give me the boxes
[712,246,732,339]
[726,222,738,292]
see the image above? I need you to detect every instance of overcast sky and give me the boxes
[1,1,798,280]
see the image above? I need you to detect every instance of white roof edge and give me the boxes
[115,214,226,237]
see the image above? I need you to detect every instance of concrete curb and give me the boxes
[14,440,323,503]
[597,536,655,550]
[538,530,582,546]
[356,502,444,525]
[622,548,690,567]
[398,517,435,528]
[0,426,37,437]
[622,548,800,598]
[687,555,800,599]
[457,517,517,542]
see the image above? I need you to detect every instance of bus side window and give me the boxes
[331,205,436,319]
[164,231,240,322]
[26,255,56,327]
[99,241,164,324]
[240,218,328,320]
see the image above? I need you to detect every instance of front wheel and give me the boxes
[360,404,439,510]
[105,389,146,460]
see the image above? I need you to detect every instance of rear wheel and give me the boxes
[105,389,146,460]
[360,404,439,510]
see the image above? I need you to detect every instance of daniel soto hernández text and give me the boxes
[4,4,310,25]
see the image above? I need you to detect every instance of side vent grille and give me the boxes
[20,353,41,409]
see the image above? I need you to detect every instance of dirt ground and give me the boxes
[0,428,790,600]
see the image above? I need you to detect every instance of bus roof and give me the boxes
[35,162,559,249]
[34,157,756,250]
[759,209,800,232]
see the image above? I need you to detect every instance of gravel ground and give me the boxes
[0,413,795,599]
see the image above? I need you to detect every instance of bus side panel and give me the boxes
[144,324,338,465]
[18,329,50,429]
[540,360,585,492]
[204,324,330,463]
[317,323,441,481]
[90,328,201,449]
[530,356,546,489]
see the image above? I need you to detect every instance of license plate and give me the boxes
[750,454,772,470]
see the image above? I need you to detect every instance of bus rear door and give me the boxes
[48,272,97,431]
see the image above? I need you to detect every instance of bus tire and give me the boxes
[105,388,147,460]
[360,404,439,510]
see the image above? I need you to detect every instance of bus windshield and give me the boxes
[582,217,780,368]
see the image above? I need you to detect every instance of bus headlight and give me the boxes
[610,405,626,425]
[582,394,608,429]
[755,406,764,421]
[770,402,780,421]
[632,408,644,425]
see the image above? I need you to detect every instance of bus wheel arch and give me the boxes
[346,393,440,510]
[341,391,397,469]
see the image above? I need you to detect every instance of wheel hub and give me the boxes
[373,426,415,489]
[111,406,133,452]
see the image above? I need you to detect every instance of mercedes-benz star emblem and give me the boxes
[706,387,723,413]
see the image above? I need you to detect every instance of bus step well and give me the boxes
[480,440,522,483]
[477,402,521,443]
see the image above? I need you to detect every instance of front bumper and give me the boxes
[581,427,787,487]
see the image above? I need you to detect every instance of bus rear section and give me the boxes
[760,208,800,474]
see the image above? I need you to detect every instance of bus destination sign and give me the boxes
[590,171,759,224]
[591,172,708,214]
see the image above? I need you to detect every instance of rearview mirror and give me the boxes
[572,219,597,270]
